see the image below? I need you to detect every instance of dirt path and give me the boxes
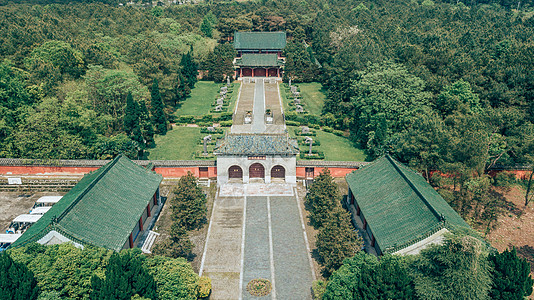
[485,186,534,275]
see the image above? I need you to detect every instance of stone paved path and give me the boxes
[251,80,266,133]
[201,184,314,300]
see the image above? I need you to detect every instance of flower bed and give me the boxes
[246,279,272,297]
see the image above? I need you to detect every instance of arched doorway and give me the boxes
[271,165,285,180]
[249,163,265,178]
[228,165,243,179]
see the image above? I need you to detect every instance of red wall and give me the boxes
[0,166,99,175]
[296,167,358,178]
[153,167,217,178]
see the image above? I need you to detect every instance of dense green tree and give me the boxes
[0,252,39,300]
[171,172,207,230]
[9,243,112,299]
[144,256,199,300]
[93,134,139,160]
[316,206,363,276]
[90,249,156,300]
[411,232,492,300]
[489,248,534,299]
[84,65,149,133]
[200,16,213,38]
[349,61,431,149]
[180,52,198,89]
[323,253,416,300]
[436,80,482,116]
[205,43,235,82]
[0,60,33,157]
[283,40,319,82]
[138,101,155,148]
[305,168,340,229]
[25,41,85,92]
[150,79,167,135]
[124,92,139,135]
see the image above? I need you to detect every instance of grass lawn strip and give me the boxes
[298,82,326,115]
[288,126,367,161]
[148,126,218,160]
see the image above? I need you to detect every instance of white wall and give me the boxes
[217,154,296,185]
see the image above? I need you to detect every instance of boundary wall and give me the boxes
[0,158,530,180]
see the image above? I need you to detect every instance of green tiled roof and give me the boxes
[235,54,284,67]
[345,155,469,254]
[234,31,286,50]
[214,134,299,155]
[12,155,162,251]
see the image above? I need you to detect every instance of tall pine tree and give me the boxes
[305,168,340,228]
[489,248,534,299]
[171,172,207,230]
[139,101,155,148]
[124,92,138,135]
[180,52,198,89]
[150,79,167,135]
[90,250,156,300]
[0,252,39,300]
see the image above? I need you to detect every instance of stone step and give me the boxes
[141,230,160,254]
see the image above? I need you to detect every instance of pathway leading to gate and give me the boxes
[201,184,314,300]
[232,78,285,134]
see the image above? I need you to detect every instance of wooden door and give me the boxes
[249,163,265,178]
[229,165,243,178]
[271,165,285,178]
[199,167,208,178]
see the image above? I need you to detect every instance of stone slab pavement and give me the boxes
[201,184,314,300]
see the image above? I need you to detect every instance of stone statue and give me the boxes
[217,98,224,105]
[305,136,313,155]
[215,105,223,112]
[301,126,310,134]
[227,76,231,86]
[203,135,212,155]
[207,126,215,132]
[294,98,301,104]
[296,105,304,113]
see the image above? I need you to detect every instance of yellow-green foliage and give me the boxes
[198,276,212,298]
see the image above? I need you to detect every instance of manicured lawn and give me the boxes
[174,81,240,117]
[148,126,219,160]
[288,126,368,161]
[298,82,326,115]
[281,82,326,116]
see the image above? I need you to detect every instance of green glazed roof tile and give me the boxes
[234,31,286,50]
[214,134,299,155]
[12,155,162,251]
[345,155,469,253]
[235,54,284,67]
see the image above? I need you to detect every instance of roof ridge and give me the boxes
[385,155,444,223]
[54,155,123,222]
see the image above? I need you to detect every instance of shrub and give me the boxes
[332,130,344,136]
[494,171,516,189]
[177,115,195,124]
[219,112,233,121]
[198,276,212,298]
[286,120,300,126]
[322,126,334,133]
[312,280,327,300]
[220,120,232,127]
[309,124,320,129]
[196,121,212,127]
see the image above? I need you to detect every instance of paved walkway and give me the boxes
[201,184,314,300]
[251,80,266,133]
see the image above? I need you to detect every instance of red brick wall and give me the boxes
[295,167,358,178]
[153,167,217,178]
[0,166,99,175]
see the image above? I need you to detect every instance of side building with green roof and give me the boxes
[11,154,163,252]
[345,155,469,256]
